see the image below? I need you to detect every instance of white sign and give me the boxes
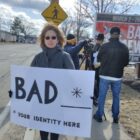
[10,65,95,137]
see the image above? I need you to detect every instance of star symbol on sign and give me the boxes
[72,87,82,98]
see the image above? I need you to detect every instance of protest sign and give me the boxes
[10,65,95,137]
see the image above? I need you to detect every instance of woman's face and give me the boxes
[44,30,58,48]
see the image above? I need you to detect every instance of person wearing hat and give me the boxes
[91,33,104,106]
[64,34,87,69]
[93,27,129,123]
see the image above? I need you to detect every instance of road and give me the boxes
[0,43,132,140]
[0,43,41,112]
[0,43,40,139]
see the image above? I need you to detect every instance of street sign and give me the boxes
[41,2,68,25]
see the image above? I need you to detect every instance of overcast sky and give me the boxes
[0,0,76,35]
[0,0,140,35]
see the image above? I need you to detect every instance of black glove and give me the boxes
[90,96,93,100]
[8,90,13,98]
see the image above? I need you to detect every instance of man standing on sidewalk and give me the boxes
[93,27,129,123]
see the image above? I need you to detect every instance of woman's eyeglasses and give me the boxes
[45,36,57,40]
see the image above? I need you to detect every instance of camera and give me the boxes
[83,39,94,55]
[79,39,95,70]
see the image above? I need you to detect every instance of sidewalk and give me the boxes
[34,106,132,140]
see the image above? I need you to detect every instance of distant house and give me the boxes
[0,30,37,43]
[0,30,17,42]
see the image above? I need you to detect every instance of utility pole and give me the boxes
[136,63,140,79]
[76,0,82,41]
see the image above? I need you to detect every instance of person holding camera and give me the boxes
[64,34,87,69]
[91,34,104,106]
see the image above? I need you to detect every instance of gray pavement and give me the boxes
[33,106,132,140]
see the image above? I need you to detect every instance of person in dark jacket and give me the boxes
[91,33,104,106]
[64,34,86,69]
[31,23,75,140]
[93,27,129,123]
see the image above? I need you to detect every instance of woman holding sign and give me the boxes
[31,23,75,140]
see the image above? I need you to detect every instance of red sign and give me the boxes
[96,13,140,62]
[96,22,140,40]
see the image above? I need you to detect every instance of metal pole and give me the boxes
[136,63,140,79]
[51,0,59,3]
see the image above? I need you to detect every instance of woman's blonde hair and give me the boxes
[40,22,65,48]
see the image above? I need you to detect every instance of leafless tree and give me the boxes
[61,7,91,41]
[74,0,92,40]
[21,22,36,38]
[61,16,76,36]
[73,0,137,39]
[79,0,137,22]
